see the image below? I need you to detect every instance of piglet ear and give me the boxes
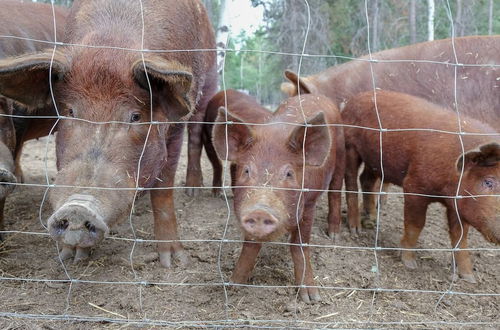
[456,142,500,172]
[283,69,317,95]
[288,111,331,166]
[132,57,194,121]
[212,107,254,162]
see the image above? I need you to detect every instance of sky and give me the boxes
[226,0,265,35]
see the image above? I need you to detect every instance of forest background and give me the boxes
[34,0,499,106]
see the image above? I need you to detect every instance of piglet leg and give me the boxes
[327,142,345,241]
[447,210,475,283]
[290,206,320,304]
[360,166,379,229]
[345,147,362,236]
[185,121,204,197]
[231,240,262,283]
[400,194,429,269]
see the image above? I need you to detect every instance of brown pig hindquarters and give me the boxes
[0,0,217,267]
[212,94,345,303]
[201,89,273,196]
[342,90,500,283]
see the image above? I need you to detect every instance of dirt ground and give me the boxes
[0,133,498,329]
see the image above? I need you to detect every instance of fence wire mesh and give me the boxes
[0,0,498,328]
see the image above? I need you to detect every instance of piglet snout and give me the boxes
[242,209,279,239]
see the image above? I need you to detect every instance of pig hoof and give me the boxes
[58,246,75,261]
[174,249,190,267]
[73,247,90,263]
[211,188,222,198]
[159,251,173,268]
[402,258,418,269]
[299,287,321,304]
[362,218,376,229]
[460,273,477,284]
[184,187,200,197]
[349,226,361,237]
[328,232,339,243]
[159,248,190,268]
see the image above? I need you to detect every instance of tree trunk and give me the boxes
[409,0,417,44]
[488,0,494,35]
[216,0,230,73]
[371,0,380,52]
[427,0,435,41]
[455,0,464,37]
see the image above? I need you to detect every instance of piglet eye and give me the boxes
[68,109,74,117]
[482,178,495,189]
[244,167,250,175]
[286,170,294,178]
[130,112,142,123]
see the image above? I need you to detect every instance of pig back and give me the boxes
[342,90,498,188]
[207,90,272,124]
[0,1,67,58]
[294,36,500,131]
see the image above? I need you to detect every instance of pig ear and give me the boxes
[456,142,500,172]
[0,51,67,108]
[288,112,331,166]
[212,106,254,162]
[284,69,317,95]
[132,58,194,121]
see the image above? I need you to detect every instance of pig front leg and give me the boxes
[345,147,362,236]
[327,140,345,241]
[360,166,380,229]
[185,121,204,197]
[151,172,189,268]
[446,208,475,283]
[290,206,320,304]
[152,127,189,268]
[201,125,223,197]
[400,194,429,269]
[231,240,262,283]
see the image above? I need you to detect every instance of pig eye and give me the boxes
[482,177,496,190]
[286,170,294,179]
[130,112,142,123]
[67,108,74,117]
[243,166,250,175]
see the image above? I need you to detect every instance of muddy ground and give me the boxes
[0,134,498,329]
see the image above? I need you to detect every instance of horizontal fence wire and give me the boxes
[0,0,498,328]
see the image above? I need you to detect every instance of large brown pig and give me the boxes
[342,90,499,283]
[0,0,217,266]
[283,36,500,230]
[202,89,272,196]
[0,1,67,239]
[213,94,345,303]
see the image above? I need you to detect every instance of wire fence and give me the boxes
[0,0,498,328]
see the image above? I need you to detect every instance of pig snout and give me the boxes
[0,143,16,198]
[0,167,16,198]
[242,209,279,239]
[240,203,287,241]
[48,196,108,248]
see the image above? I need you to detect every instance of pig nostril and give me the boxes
[264,219,274,226]
[85,221,96,234]
[245,218,256,225]
[53,219,69,234]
